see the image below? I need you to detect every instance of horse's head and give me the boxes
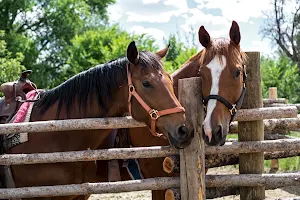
[126,41,194,149]
[198,21,247,146]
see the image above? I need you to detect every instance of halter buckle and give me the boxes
[129,85,135,93]
[229,104,237,115]
[149,109,160,120]
[203,105,207,113]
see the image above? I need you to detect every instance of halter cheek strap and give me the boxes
[127,64,185,137]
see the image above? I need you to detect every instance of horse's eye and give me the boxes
[142,81,152,88]
[234,69,241,78]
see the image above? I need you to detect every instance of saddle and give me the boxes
[0,70,38,193]
[0,70,37,123]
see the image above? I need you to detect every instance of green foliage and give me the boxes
[261,55,300,103]
[264,157,300,172]
[0,0,115,88]
[0,31,25,84]
[62,25,158,83]
[163,34,198,73]
[165,35,182,63]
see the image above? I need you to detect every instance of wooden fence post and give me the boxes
[268,87,277,99]
[238,52,265,199]
[268,87,280,173]
[178,77,205,200]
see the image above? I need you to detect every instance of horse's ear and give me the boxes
[127,41,139,65]
[156,44,170,59]
[229,21,241,45]
[198,26,211,48]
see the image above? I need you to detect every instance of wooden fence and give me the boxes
[0,51,300,200]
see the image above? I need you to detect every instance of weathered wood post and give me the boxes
[238,52,265,199]
[268,87,280,173]
[268,87,277,99]
[178,77,205,200]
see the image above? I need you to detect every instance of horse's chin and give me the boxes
[167,133,191,149]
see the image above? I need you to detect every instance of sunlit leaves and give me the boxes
[261,55,300,103]
[63,25,159,81]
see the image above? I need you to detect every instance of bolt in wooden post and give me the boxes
[179,77,205,200]
[238,52,265,199]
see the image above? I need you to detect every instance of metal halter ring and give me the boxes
[149,109,160,120]
[229,104,237,115]
[129,85,135,93]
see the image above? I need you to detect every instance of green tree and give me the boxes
[261,0,300,70]
[163,34,198,73]
[0,0,115,88]
[261,55,300,103]
[165,34,182,63]
[62,25,158,84]
[0,31,25,84]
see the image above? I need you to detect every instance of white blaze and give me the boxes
[202,55,226,142]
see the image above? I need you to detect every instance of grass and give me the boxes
[289,131,300,138]
[227,133,238,139]
[264,131,300,172]
[264,157,300,172]
[225,131,300,172]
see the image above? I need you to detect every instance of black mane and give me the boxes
[34,51,162,118]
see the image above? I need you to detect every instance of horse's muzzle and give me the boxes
[168,126,194,149]
[202,125,226,146]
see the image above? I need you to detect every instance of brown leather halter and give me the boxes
[126,64,185,137]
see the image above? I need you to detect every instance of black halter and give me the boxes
[202,64,247,123]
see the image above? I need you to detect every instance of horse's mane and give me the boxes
[34,51,162,118]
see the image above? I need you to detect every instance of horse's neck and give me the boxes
[172,52,201,97]
[31,86,128,121]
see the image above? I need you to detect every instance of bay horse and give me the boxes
[4,41,194,199]
[116,21,247,199]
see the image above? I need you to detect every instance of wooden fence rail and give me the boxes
[0,177,180,199]
[263,98,287,104]
[1,139,300,165]
[234,106,297,121]
[205,139,300,155]
[1,173,299,199]
[0,146,177,165]
[205,149,300,168]
[0,117,146,134]
[265,103,300,110]
[206,173,300,188]
[229,115,300,133]
[0,107,297,135]
[164,149,300,171]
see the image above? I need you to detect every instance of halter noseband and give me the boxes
[127,64,185,137]
[203,64,247,123]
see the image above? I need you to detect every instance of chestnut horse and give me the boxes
[117,21,247,199]
[5,41,194,199]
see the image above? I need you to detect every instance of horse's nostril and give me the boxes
[178,125,189,138]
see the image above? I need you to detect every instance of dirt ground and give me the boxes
[88,166,300,200]
[207,166,300,200]
[89,188,300,200]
